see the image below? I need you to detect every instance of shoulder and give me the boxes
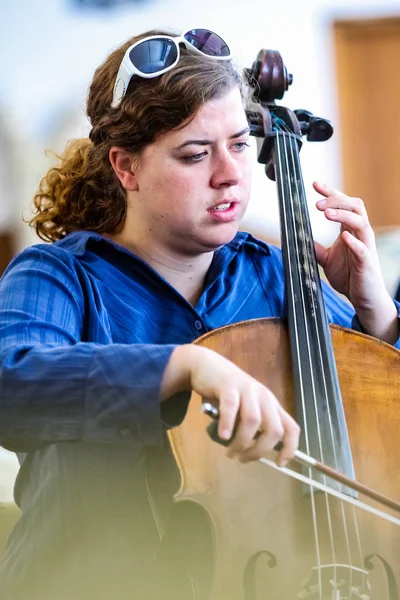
[2,231,98,278]
[0,240,88,309]
[3,241,80,279]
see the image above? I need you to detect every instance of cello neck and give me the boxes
[273,129,355,490]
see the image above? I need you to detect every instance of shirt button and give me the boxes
[119,428,132,438]
[194,320,204,331]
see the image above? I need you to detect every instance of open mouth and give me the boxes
[208,201,239,222]
[209,200,237,212]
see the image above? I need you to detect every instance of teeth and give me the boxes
[214,203,231,211]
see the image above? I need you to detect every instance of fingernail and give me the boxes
[317,199,327,207]
[220,429,231,440]
[327,208,337,216]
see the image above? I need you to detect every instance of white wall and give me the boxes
[1,0,400,488]
[2,0,400,250]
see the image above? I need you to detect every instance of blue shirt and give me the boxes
[0,230,399,599]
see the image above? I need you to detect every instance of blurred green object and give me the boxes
[0,503,20,558]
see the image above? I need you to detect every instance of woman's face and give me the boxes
[126,86,253,256]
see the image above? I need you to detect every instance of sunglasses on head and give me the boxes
[111,29,231,108]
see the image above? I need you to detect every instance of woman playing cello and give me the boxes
[0,27,398,600]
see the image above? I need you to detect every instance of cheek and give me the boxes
[143,176,201,224]
[239,161,252,191]
[162,173,202,207]
[244,163,254,193]
[243,155,253,178]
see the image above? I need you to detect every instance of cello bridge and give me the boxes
[296,563,370,600]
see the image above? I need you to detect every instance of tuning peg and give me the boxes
[306,117,333,142]
[294,109,313,122]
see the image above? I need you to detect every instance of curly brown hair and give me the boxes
[31,30,246,242]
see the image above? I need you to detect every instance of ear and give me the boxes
[109,147,139,192]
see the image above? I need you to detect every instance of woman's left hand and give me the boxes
[313,181,399,343]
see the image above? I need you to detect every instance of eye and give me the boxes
[233,141,250,151]
[181,151,208,163]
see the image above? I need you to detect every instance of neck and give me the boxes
[106,232,213,306]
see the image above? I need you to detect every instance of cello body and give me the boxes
[167,320,400,599]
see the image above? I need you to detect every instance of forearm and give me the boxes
[160,344,200,400]
[355,297,400,345]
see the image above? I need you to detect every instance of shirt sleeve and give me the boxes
[0,247,177,452]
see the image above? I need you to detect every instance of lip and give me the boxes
[207,199,239,223]
[209,198,239,210]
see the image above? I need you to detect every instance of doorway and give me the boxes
[334,16,400,229]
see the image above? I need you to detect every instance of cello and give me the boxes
[162,49,400,600]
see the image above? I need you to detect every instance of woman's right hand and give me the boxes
[161,344,300,467]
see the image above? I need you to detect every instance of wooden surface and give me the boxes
[334,17,400,228]
[168,319,400,599]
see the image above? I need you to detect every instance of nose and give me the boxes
[210,150,242,188]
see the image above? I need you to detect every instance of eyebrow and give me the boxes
[175,126,250,150]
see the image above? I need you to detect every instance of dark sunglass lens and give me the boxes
[184,29,230,57]
[129,39,178,74]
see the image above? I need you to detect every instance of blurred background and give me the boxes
[1,0,400,547]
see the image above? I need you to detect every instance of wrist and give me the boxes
[356,298,399,344]
[160,344,199,401]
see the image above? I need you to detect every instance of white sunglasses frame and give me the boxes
[111,30,231,108]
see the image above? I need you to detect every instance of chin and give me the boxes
[198,225,240,251]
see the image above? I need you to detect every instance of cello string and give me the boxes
[274,131,323,599]
[279,124,341,470]
[279,129,342,594]
[285,130,351,590]
[279,125,354,595]
[351,505,367,593]
[287,129,366,594]
[287,130,361,596]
